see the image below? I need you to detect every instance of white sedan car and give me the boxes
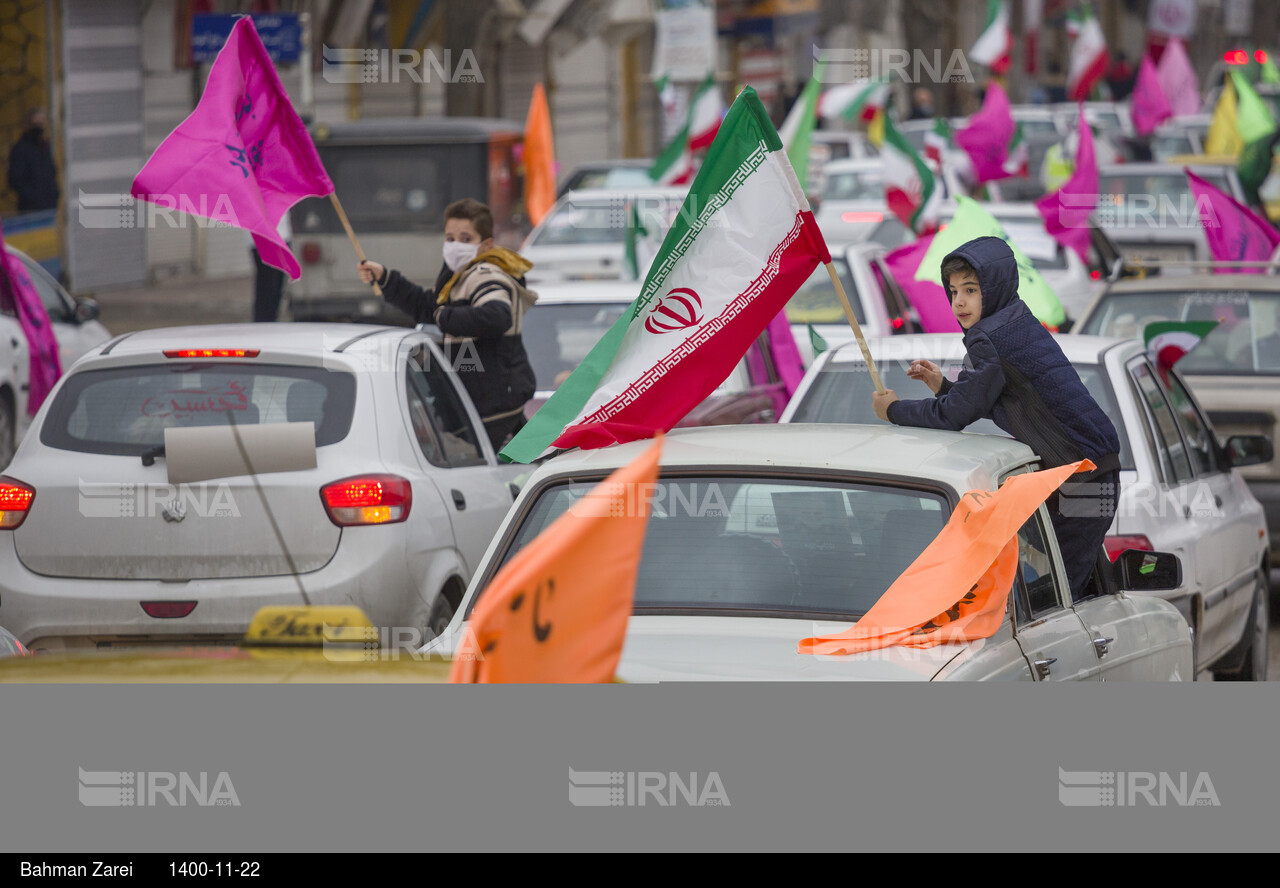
[428,424,1194,681]
[0,324,524,651]
[782,333,1270,680]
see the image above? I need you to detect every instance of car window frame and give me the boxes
[1127,356,1197,486]
[1162,367,1227,477]
[403,339,491,469]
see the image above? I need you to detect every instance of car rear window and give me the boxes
[521,301,629,391]
[41,362,357,456]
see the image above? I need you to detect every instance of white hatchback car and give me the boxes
[427,424,1194,681]
[0,323,524,651]
[782,333,1270,680]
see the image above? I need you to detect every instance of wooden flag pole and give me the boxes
[824,261,885,393]
[329,192,382,297]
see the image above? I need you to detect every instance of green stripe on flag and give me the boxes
[500,86,789,464]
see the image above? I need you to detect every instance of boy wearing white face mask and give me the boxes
[359,198,538,451]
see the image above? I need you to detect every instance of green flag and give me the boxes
[779,61,825,192]
[808,324,828,357]
[1230,71,1278,204]
[1261,52,1280,85]
[623,201,655,281]
[915,196,1066,328]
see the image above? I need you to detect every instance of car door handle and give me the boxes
[451,489,466,511]
[1033,657,1057,679]
[1092,636,1114,657]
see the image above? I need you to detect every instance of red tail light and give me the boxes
[1104,534,1153,562]
[1256,50,1269,64]
[141,601,198,619]
[0,476,35,529]
[1090,269,1102,280]
[164,349,260,358]
[891,317,905,329]
[841,211,884,224]
[321,475,412,527]
[302,241,322,264]
[1225,50,1248,65]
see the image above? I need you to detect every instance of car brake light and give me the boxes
[1256,50,1269,64]
[1090,270,1101,280]
[141,601,198,619]
[321,475,412,527]
[841,211,884,224]
[164,349,260,358]
[1104,534,1153,562]
[0,477,35,529]
[302,241,322,264]
[891,317,905,329]
[1225,50,1248,65]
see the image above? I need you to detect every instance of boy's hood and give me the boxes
[941,236,1019,321]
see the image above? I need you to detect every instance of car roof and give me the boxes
[90,323,411,360]
[820,158,883,174]
[527,424,1038,491]
[820,332,1136,364]
[311,117,522,143]
[556,187,686,203]
[1097,162,1235,176]
[1104,274,1280,293]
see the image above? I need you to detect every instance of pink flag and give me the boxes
[1156,37,1200,118]
[1131,56,1173,135]
[0,222,62,415]
[1035,106,1097,264]
[884,234,960,333]
[132,17,333,279]
[1187,169,1280,273]
[954,82,1016,184]
[764,308,806,399]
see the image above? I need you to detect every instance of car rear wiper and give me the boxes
[141,444,165,466]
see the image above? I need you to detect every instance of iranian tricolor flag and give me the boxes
[687,73,724,150]
[819,78,890,123]
[1067,5,1108,101]
[1144,321,1217,384]
[648,117,693,185]
[1001,123,1029,178]
[970,0,1013,75]
[882,116,942,234]
[501,87,831,463]
[924,117,974,185]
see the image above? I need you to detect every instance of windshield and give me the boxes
[521,301,629,391]
[788,353,1134,467]
[498,475,951,619]
[1079,290,1280,374]
[531,197,682,247]
[40,363,357,456]
[822,169,884,201]
[783,257,864,324]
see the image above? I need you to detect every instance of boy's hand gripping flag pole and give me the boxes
[328,192,382,297]
[824,261,885,393]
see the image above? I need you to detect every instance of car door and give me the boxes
[1070,561,1160,681]
[1124,357,1203,604]
[1010,506,1101,681]
[1161,368,1261,665]
[403,342,519,574]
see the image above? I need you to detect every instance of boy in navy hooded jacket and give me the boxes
[871,236,1121,601]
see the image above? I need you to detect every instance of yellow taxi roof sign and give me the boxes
[243,606,376,647]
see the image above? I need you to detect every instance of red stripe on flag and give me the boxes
[1070,52,1109,102]
[551,211,829,451]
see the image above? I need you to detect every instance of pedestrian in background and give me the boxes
[7,108,59,212]
[249,215,292,322]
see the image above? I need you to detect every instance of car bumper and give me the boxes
[0,530,423,651]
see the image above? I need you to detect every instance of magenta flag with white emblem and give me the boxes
[1187,169,1280,273]
[131,17,333,279]
[1035,106,1097,264]
[954,82,1017,184]
[1131,55,1173,135]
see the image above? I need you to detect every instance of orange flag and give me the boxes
[523,82,556,227]
[450,435,662,683]
[799,459,1095,656]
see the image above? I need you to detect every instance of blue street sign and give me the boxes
[192,14,303,63]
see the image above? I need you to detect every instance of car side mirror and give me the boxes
[1226,434,1273,468]
[1113,549,1181,592]
[73,297,99,324]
